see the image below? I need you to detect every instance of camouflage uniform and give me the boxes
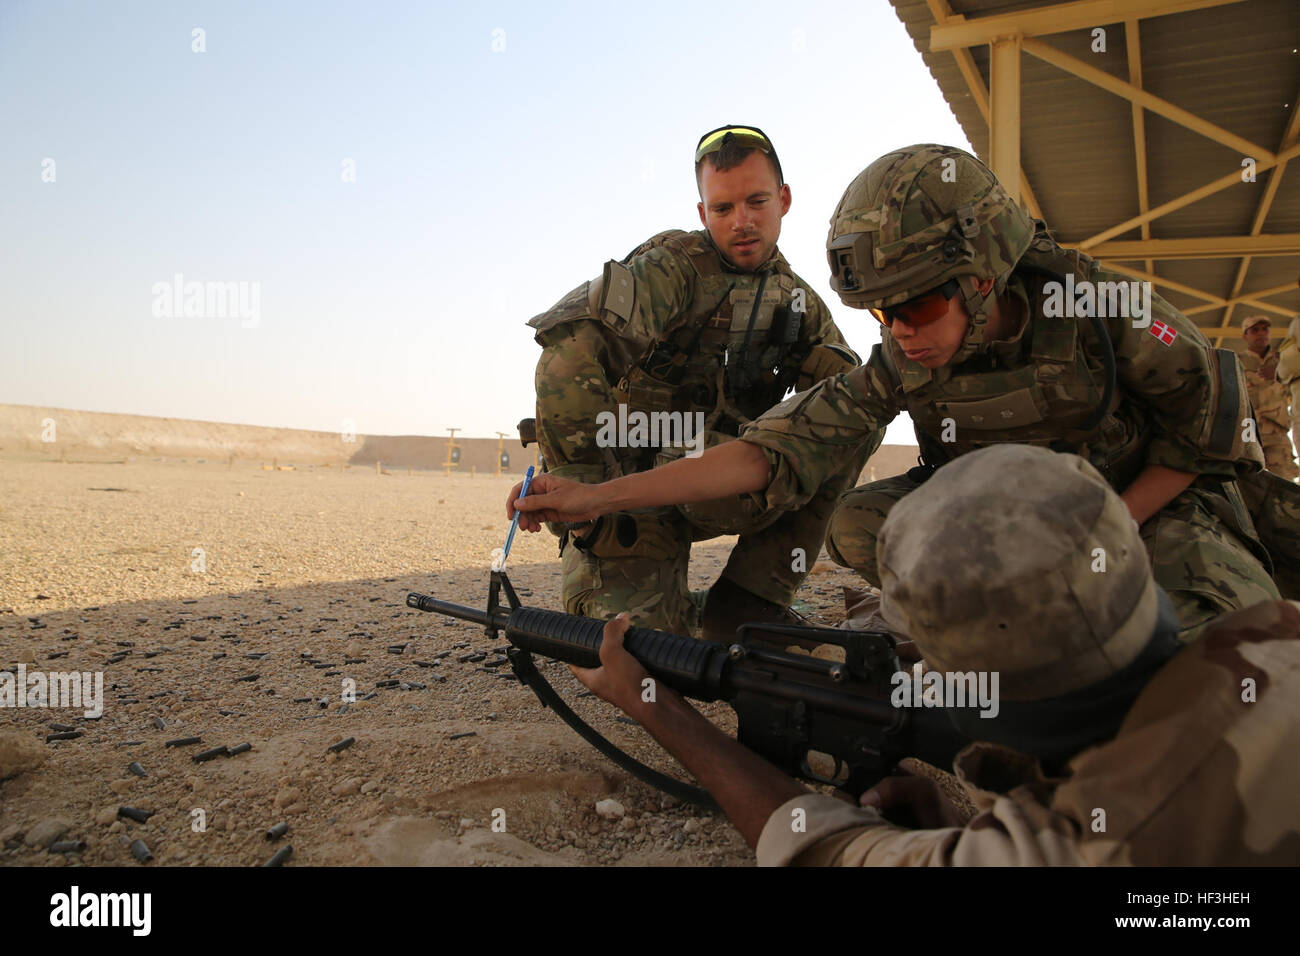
[758,600,1300,866]
[1240,339,1298,480]
[528,229,871,635]
[1281,317,1300,457]
[741,145,1280,640]
[755,446,1300,866]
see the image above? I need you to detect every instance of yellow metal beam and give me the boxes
[930,0,1246,51]
[1094,261,1294,319]
[1079,141,1300,249]
[989,37,1022,202]
[1021,38,1273,162]
[1081,234,1300,260]
[1183,280,1300,315]
[1125,20,1154,278]
[1214,91,1300,343]
[1200,324,1289,339]
[923,0,1042,219]
[1096,261,1223,304]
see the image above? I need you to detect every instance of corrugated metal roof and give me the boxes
[887,0,1300,341]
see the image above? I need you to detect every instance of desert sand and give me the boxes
[0,456,892,867]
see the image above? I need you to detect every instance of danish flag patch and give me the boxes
[1149,320,1178,346]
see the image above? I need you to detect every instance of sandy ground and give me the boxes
[0,458,899,868]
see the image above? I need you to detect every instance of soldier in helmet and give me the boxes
[1281,316,1300,462]
[525,125,870,641]
[565,445,1300,865]
[1241,315,1299,480]
[513,144,1284,640]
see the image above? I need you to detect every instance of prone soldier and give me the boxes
[566,445,1300,865]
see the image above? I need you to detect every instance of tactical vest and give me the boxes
[884,231,1147,489]
[615,230,812,441]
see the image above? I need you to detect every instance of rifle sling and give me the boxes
[508,648,719,811]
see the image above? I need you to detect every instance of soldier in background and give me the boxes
[526,125,868,640]
[1273,315,1300,476]
[512,145,1283,642]
[566,445,1300,866]
[1240,314,1298,480]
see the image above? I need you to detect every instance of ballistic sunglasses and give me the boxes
[874,278,962,328]
[695,125,784,184]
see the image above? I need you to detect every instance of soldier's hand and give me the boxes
[860,771,966,829]
[1261,358,1278,381]
[507,473,609,530]
[569,613,654,715]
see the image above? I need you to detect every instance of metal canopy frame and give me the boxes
[919,0,1298,344]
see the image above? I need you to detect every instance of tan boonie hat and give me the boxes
[1243,315,1271,333]
[876,445,1159,701]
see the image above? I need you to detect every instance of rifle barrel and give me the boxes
[406,593,508,630]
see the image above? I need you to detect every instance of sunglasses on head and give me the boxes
[873,278,962,328]
[695,125,772,158]
[695,125,783,181]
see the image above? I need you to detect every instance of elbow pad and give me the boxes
[797,343,861,393]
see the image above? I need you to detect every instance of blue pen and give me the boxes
[501,465,535,566]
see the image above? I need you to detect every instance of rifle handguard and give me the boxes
[505,608,728,701]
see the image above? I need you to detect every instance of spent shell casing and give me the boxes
[265,822,289,841]
[192,745,228,763]
[130,839,153,863]
[118,806,155,823]
[264,845,293,867]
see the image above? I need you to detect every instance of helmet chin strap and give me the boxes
[948,273,1002,366]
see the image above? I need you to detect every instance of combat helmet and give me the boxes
[827,144,1035,365]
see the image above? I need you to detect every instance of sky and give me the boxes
[0,0,972,445]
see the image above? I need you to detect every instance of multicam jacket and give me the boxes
[528,229,853,480]
[755,599,1300,866]
[739,234,1263,508]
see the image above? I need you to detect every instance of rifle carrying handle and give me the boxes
[506,607,726,700]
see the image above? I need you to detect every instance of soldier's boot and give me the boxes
[699,576,811,646]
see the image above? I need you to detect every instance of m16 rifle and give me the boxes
[407,570,968,810]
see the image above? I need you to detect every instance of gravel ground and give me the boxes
[0,458,960,867]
